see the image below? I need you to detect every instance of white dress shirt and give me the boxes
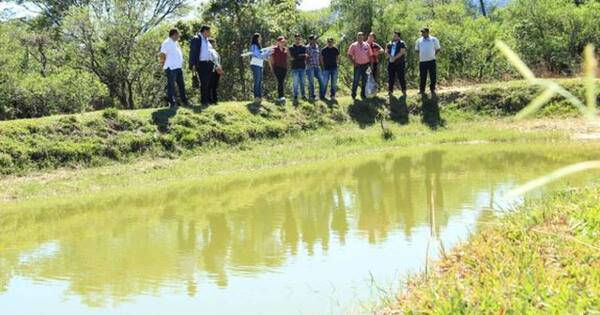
[160,37,183,70]
[415,36,441,62]
[200,34,213,61]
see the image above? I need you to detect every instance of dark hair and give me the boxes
[251,33,261,49]
[294,33,301,38]
[421,27,430,33]
[394,31,401,37]
[169,28,179,37]
[200,25,211,34]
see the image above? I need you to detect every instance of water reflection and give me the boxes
[0,143,599,314]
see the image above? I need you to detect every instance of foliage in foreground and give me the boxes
[385,186,600,314]
[0,80,593,176]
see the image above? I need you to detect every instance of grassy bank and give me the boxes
[383,186,600,314]
[0,79,591,176]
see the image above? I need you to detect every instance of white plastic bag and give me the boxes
[366,71,378,98]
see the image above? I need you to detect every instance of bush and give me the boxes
[3,69,109,120]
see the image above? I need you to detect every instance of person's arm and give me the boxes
[376,43,384,56]
[188,37,198,70]
[347,45,355,65]
[289,47,296,60]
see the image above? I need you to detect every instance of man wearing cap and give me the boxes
[347,32,373,99]
[415,27,441,94]
[306,35,325,100]
[271,36,289,102]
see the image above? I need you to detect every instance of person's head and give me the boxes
[251,33,261,47]
[276,36,286,48]
[200,25,211,37]
[420,27,430,38]
[326,38,334,47]
[367,32,376,43]
[308,34,317,45]
[357,32,364,42]
[294,33,302,45]
[208,38,217,49]
[393,31,401,42]
[168,28,180,41]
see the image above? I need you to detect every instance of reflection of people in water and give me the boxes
[354,160,389,244]
[331,187,349,245]
[424,150,444,238]
[201,213,230,288]
[392,156,415,238]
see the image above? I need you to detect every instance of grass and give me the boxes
[383,186,600,314]
[0,79,593,177]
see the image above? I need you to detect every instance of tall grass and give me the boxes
[496,41,600,196]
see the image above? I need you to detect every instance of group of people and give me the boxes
[159,25,441,107]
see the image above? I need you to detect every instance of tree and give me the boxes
[62,0,188,108]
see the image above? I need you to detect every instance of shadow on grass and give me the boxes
[347,97,387,128]
[420,93,444,129]
[151,106,179,133]
[389,95,410,125]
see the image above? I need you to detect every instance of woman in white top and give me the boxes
[249,33,274,102]
[208,38,223,104]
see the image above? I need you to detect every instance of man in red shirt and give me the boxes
[347,32,373,99]
[367,32,384,84]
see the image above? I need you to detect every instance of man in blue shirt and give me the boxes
[386,32,407,96]
[189,25,214,106]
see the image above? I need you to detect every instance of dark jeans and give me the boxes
[196,61,213,105]
[419,60,437,93]
[165,68,187,106]
[352,63,370,98]
[388,62,406,93]
[273,66,287,98]
[209,71,220,104]
[371,62,379,83]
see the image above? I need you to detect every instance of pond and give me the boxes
[1,143,599,315]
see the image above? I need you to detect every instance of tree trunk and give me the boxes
[479,0,487,17]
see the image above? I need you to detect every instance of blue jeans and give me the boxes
[306,66,325,98]
[165,68,187,106]
[322,68,338,97]
[352,63,370,98]
[251,65,263,98]
[292,68,306,98]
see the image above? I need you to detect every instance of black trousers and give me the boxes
[209,71,220,104]
[273,66,287,98]
[196,61,214,105]
[419,60,437,93]
[371,62,379,83]
[388,62,406,93]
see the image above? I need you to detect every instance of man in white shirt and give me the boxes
[415,27,441,94]
[160,28,188,107]
[189,25,214,106]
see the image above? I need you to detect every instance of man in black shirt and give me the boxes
[289,33,308,101]
[386,31,407,96]
[320,38,340,100]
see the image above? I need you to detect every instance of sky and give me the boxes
[298,0,331,11]
[0,0,331,19]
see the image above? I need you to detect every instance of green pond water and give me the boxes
[1,143,599,315]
